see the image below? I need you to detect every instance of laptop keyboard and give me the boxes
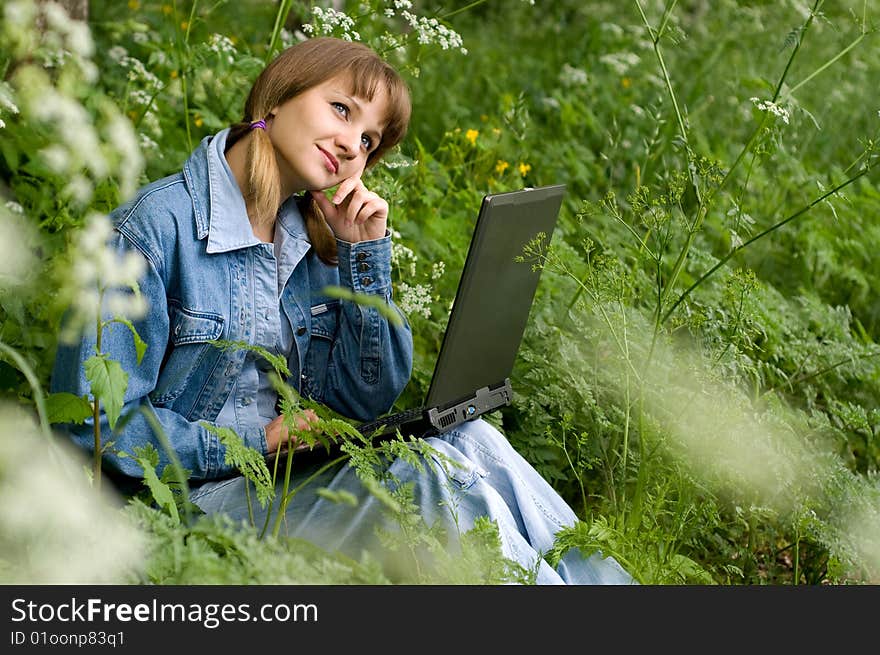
[357,406,425,437]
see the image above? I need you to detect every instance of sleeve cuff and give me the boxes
[336,232,393,294]
[206,423,268,479]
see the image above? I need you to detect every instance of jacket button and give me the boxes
[358,261,371,272]
[296,326,307,336]
[361,276,373,286]
[356,251,367,261]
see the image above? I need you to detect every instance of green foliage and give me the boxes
[211,339,291,377]
[200,422,275,509]
[321,285,405,327]
[2,0,880,585]
[83,353,127,430]
[45,391,92,425]
[126,444,181,523]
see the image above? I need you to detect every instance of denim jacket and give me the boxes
[51,130,413,482]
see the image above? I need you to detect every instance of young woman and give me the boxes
[52,37,635,585]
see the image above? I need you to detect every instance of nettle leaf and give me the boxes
[111,316,148,365]
[127,444,179,524]
[45,391,93,424]
[84,354,129,430]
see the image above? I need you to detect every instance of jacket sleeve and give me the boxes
[319,234,413,421]
[50,229,267,482]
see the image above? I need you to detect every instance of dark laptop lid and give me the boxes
[425,184,566,409]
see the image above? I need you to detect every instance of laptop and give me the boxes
[352,183,566,442]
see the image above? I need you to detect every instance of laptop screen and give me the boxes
[425,184,565,409]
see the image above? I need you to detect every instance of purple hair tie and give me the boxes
[250,119,266,131]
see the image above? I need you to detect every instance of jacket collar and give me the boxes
[183,128,310,254]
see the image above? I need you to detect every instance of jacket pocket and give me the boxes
[302,300,340,401]
[150,303,225,406]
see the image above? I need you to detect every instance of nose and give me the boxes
[335,126,360,158]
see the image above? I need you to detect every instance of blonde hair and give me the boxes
[228,37,412,264]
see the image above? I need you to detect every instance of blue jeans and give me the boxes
[189,418,636,585]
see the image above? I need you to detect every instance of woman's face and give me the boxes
[266,75,388,196]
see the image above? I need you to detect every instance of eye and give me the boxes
[361,134,374,151]
[331,101,349,118]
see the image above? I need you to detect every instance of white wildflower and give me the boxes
[391,240,417,278]
[130,89,152,106]
[0,402,145,584]
[559,63,588,87]
[108,46,128,62]
[65,20,94,58]
[39,1,93,57]
[750,97,790,124]
[600,22,625,38]
[4,0,37,29]
[308,6,360,41]
[26,87,107,180]
[401,11,465,52]
[0,205,38,291]
[207,33,236,64]
[139,133,159,151]
[64,213,148,328]
[39,144,69,173]
[397,281,432,319]
[431,261,445,281]
[0,119,5,129]
[40,48,71,69]
[64,175,94,206]
[599,51,641,75]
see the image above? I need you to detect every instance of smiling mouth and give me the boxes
[318,147,339,175]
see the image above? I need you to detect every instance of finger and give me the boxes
[310,189,336,217]
[354,197,387,225]
[332,176,363,205]
[346,190,369,225]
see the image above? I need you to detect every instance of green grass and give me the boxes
[1,0,878,584]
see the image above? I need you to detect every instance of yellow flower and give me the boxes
[518,162,531,177]
[180,20,189,31]
[194,115,204,128]
[495,160,509,175]
[161,4,173,15]
[170,69,179,79]
[128,0,140,9]
[465,129,479,146]
[621,77,632,89]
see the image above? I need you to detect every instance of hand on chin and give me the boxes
[309,175,388,243]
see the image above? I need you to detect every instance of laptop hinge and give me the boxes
[426,378,513,432]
